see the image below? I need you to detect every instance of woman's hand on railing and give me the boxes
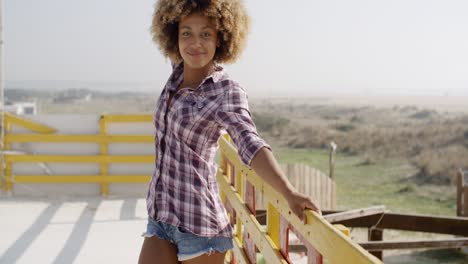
[250,147,322,223]
[286,191,322,224]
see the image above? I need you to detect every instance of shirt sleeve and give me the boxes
[215,84,271,167]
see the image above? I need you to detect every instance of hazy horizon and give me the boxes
[6,0,468,97]
[6,79,468,97]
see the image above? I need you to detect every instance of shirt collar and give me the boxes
[210,64,225,83]
[169,62,227,92]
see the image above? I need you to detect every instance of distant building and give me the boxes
[2,101,37,115]
[52,90,93,104]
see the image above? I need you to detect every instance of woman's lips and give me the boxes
[187,52,205,57]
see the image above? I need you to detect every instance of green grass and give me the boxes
[274,147,457,216]
[274,147,465,263]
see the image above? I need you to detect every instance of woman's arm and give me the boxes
[214,84,321,220]
[250,147,321,222]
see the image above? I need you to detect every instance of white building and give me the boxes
[2,101,37,115]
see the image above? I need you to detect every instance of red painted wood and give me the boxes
[280,215,292,263]
[245,180,256,213]
[307,248,323,264]
[243,231,257,263]
[224,199,236,226]
[243,179,257,263]
[230,162,236,186]
[289,224,323,264]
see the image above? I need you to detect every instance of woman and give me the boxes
[139,1,320,263]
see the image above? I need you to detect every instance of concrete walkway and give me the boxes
[0,196,310,264]
[0,196,148,264]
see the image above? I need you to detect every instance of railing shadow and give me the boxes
[52,199,102,264]
[0,203,59,263]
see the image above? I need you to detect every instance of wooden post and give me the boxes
[462,175,468,217]
[368,228,383,260]
[329,142,337,209]
[329,141,337,180]
[457,169,466,217]
[465,187,468,218]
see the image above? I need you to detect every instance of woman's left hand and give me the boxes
[286,191,322,223]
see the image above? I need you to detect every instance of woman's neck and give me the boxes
[180,62,214,89]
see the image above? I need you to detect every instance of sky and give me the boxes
[4,0,468,97]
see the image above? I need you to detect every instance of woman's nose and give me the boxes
[190,36,203,47]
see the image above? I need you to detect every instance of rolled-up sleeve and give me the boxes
[215,85,271,167]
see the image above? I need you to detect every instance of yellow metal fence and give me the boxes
[1,113,154,195]
[1,113,382,263]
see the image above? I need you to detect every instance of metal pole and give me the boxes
[0,0,5,193]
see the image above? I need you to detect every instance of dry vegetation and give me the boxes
[250,99,468,185]
[18,87,466,185]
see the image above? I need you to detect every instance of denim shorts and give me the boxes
[142,218,233,261]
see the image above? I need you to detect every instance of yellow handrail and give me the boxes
[4,113,57,134]
[218,136,382,264]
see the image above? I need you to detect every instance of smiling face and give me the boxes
[178,12,218,70]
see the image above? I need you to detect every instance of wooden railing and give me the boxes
[218,135,382,264]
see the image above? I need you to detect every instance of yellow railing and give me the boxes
[1,113,154,195]
[2,113,381,263]
[218,136,382,264]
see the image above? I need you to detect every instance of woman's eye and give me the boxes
[181,32,190,37]
[202,32,211,38]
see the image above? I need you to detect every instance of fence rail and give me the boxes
[218,135,381,264]
[1,113,154,195]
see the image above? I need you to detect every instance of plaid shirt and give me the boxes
[146,63,270,237]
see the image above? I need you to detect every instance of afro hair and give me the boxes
[151,0,250,64]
